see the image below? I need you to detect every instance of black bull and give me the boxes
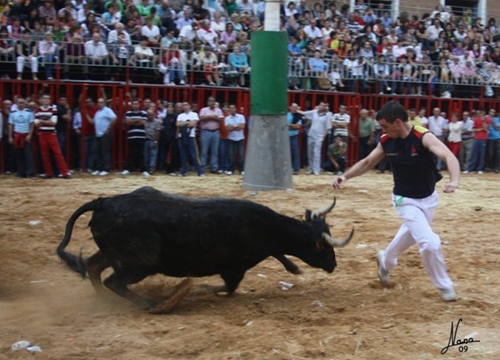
[57,186,354,313]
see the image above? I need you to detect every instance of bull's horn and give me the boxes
[322,228,355,248]
[312,197,336,218]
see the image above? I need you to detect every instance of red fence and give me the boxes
[1,79,500,173]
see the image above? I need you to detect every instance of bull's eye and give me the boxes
[315,242,324,251]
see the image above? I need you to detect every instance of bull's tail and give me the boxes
[56,198,104,278]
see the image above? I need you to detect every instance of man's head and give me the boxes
[229,104,237,115]
[289,103,299,113]
[97,98,106,109]
[375,101,409,138]
[182,102,191,113]
[339,104,347,114]
[360,109,368,119]
[409,108,416,118]
[92,32,101,44]
[433,107,441,117]
[131,100,139,110]
[41,94,51,107]
[59,96,68,106]
[17,96,27,110]
[207,96,216,108]
[174,102,183,113]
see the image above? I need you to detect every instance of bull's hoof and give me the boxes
[215,290,235,297]
[199,283,228,294]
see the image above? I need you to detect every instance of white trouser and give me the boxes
[381,191,454,290]
[17,56,38,73]
[307,136,323,173]
[159,64,169,84]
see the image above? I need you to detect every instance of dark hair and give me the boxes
[376,101,408,123]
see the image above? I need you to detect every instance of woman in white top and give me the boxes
[447,113,463,158]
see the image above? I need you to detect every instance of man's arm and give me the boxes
[332,142,385,189]
[423,132,460,193]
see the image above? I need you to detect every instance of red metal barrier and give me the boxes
[2,79,500,173]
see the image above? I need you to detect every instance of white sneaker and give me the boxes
[121,170,130,175]
[179,79,185,85]
[478,171,484,174]
[440,288,457,302]
[141,171,150,177]
[462,170,470,174]
[91,170,100,176]
[306,170,313,175]
[98,171,109,176]
[376,250,389,286]
[225,171,232,175]
[241,171,244,175]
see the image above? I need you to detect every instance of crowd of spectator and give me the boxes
[2,89,499,179]
[1,0,500,97]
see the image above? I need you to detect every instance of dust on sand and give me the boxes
[0,171,499,360]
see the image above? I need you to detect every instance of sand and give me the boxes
[0,171,499,359]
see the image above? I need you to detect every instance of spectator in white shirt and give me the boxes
[38,31,57,80]
[131,36,156,81]
[425,18,443,42]
[304,20,323,40]
[179,22,200,44]
[107,22,132,45]
[141,16,160,46]
[210,12,225,34]
[84,33,109,78]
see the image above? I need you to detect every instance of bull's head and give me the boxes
[302,197,354,273]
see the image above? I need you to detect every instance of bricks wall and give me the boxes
[399,0,439,18]
[305,0,500,24]
[486,2,500,24]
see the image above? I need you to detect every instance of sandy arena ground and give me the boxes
[0,170,499,360]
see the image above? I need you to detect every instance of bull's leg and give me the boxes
[219,271,245,296]
[274,255,303,275]
[149,278,193,314]
[85,250,111,294]
[103,272,157,309]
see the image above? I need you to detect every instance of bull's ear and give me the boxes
[305,210,312,222]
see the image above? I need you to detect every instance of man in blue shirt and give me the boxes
[8,96,35,178]
[91,98,117,176]
[486,109,500,173]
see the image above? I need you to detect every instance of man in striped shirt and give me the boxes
[121,100,149,177]
[34,94,71,179]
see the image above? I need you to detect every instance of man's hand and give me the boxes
[443,181,458,193]
[332,175,346,190]
[8,137,13,145]
[26,135,31,143]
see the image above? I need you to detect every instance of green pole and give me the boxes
[243,17,292,191]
